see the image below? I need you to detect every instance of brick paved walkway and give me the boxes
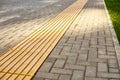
[0,0,77,55]
[33,0,120,80]
[0,0,87,79]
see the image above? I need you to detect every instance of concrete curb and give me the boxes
[103,0,120,69]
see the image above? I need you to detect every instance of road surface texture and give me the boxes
[0,0,77,54]
[33,0,120,80]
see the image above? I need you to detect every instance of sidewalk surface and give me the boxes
[0,0,76,55]
[33,0,120,80]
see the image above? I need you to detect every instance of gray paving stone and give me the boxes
[98,48,106,55]
[62,46,72,53]
[77,61,97,66]
[71,70,84,80]
[98,63,108,72]
[97,72,120,79]
[109,79,120,80]
[65,64,85,70]
[34,72,59,80]
[109,68,119,73]
[52,48,62,55]
[85,66,96,77]
[50,54,67,59]
[85,77,108,80]
[98,55,116,59]
[88,48,97,62]
[108,59,118,68]
[58,75,71,80]
[45,57,56,63]
[40,62,53,72]
[53,59,65,68]
[33,77,45,80]
[66,56,77,64]
[107,46,115,52]
[71,44,80,53]
[107,52,116,56]
[51,68,72,75]
[60,52,78,57]
[77,52,88,61]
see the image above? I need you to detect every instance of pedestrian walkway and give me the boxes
[33,0,120,80]
[0,0,77,55]
[0,0,120,80]
[0,0,87,79]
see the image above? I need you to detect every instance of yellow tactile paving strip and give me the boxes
[0,0,87,79]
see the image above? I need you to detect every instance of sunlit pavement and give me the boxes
[0,0,77,54]
[0,0,120,79]
[33,0,120,80]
